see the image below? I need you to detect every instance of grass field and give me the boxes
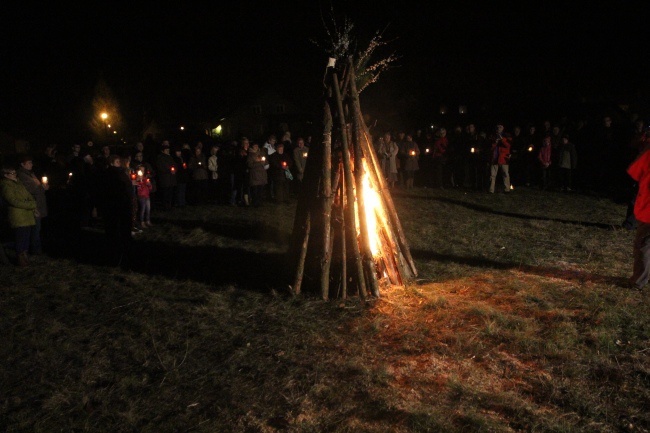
[1,186,648,432]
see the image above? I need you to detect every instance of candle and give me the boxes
[425,148,430,153]
[41,176,48,185]
[171,166,176,174]
[261,156,266,162]
[471,148,475,153]
[410,150,416,156]
[282,162,287,168]
[182,162,187,169]
[528,146,533,152]
[130,173,137,180]
[137,170,144,177]
[303,152,308,158]
[68,172,73,177]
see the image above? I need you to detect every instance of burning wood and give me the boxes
[289,57,416,300]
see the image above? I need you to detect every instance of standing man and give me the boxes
[155,141,177,210]
[489,124,512,194]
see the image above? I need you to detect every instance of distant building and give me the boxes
[206,90,313,142]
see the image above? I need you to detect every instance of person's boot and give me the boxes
[17,252,29,267]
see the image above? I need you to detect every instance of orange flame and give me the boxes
[354,159,390,258]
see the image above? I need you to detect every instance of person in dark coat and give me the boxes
[234,138,250,206]
[268,142,293,203]
[154,141,177,210]
[172,146,189,208]
[96,155,133,266]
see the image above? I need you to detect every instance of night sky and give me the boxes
[2,1,647,143]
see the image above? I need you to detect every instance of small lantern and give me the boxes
[182,162,187,169]
[137,169,144,177]
[68,172,73,178]
[261,156,266,162]
[425,148,430,153]
[282,161,287,168]
[130,172,137,181]
[171,166,176,174]
[303,152,308,158]
[410,150,416,156]
[41,176,48,185]
[528,146,534,152]
[470,147,475,153]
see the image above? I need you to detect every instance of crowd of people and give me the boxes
[1,115,649,273]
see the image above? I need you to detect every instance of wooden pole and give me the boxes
[320,98,334,300]
[292,214,310,295]
[340,165,347,299]
[332,70,367,299]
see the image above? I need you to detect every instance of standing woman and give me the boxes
[247,143,268,207]
[207,145,219,203]
[16,155,48,254]
[402,133,420,189]
[1,166,37,266]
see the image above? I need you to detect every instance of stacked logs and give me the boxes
[289,57,417,300]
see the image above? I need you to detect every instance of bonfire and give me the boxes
[289,56,416,300]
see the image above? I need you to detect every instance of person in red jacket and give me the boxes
[627,137,650,290]
[488,124,512,193]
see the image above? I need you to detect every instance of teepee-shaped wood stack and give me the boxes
[288,57,417,300]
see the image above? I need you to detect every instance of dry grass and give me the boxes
[1,187,648,432]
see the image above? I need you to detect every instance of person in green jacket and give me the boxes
[1,166,36,266]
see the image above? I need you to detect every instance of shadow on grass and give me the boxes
[44,224,289,293]
[398,194,617,230]
[159,218,291,245]
[411,249,629,287]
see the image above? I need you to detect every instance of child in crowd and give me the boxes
[135,164,153,228]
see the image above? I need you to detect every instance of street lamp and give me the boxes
[100,112,109,141]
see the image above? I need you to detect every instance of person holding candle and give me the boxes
[247,143,268,207]
[16,155,48,255]
[135,164,153,228]
[172,145,189,208]
[292,137,308,193]
[1,165,37,266]
[268,142,293,204]
[188,145,209,205]
[402,133,420,190]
